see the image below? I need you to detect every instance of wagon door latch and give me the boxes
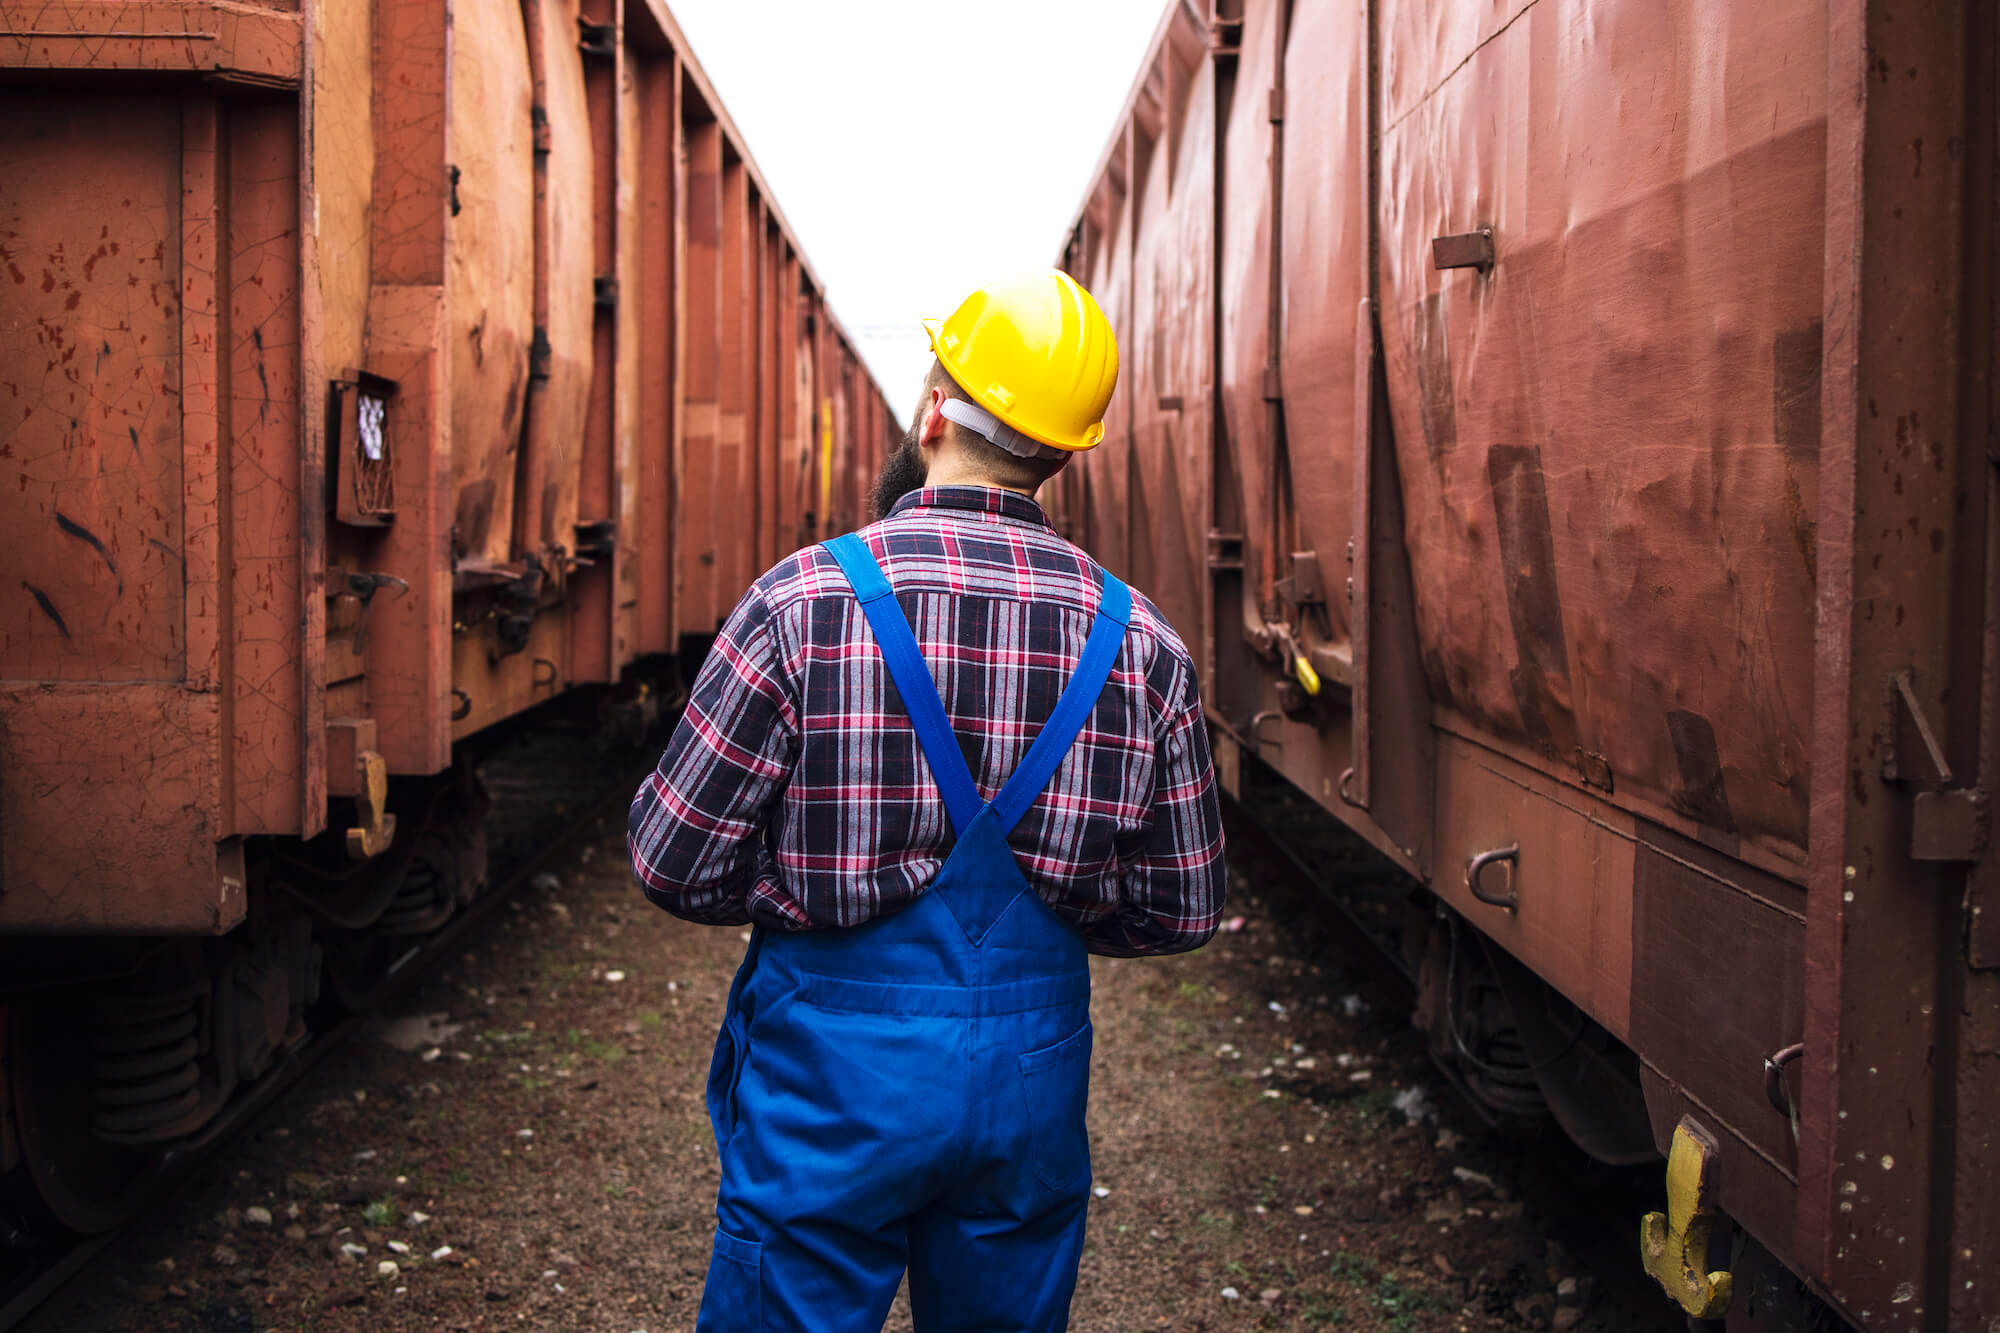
[1883,669,1989,862]
[494,562,547,661]
[333,569,410,656]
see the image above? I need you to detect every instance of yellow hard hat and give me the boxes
[922,270,1119,452]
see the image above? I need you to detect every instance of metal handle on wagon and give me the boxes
[1464,844,1520,911]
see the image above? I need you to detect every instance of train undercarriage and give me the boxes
[0,681,665,1249]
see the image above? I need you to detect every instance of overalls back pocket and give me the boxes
[1018,1020,1094,1192]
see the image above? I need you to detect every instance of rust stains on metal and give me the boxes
[1487,444,1571,748]
[1411,293,1456,461]
[1053,0,1996,1324]
[1665,710,1735,834]
[0,0,897,930]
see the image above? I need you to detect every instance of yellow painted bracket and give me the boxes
[1641,1117,1734,1319]
[345,748,398,861]
[1292,652,1321,696]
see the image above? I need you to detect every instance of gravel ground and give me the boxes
[25,813,1681,1333]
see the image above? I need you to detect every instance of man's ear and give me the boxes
[917,386,949,448]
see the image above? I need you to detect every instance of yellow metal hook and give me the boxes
[1640,1118,1734,1319]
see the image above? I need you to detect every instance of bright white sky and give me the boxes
[666,0,1169,421]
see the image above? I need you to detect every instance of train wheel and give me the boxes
[6,1002,160,1235]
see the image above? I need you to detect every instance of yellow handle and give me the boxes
[1293,653,1321,697]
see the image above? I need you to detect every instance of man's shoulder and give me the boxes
[1119,584,1199,702]
[740,524,1197,684]
[746,541,849,612]
[1124,585,1193,661]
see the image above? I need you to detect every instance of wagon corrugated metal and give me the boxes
[0,0,895,1232]
[1051,1,1999,1327]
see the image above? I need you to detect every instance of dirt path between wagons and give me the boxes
[26,812,1680,1333]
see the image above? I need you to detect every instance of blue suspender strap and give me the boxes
[990,570,1132,835]
[820,535,985,837]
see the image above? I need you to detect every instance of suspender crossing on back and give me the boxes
[821,532,1132,840]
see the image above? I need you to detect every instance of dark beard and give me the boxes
[869,431,927,521]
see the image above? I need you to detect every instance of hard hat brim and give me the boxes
[922,316,1104,453]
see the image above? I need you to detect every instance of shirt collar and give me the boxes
[887,485,1054,531]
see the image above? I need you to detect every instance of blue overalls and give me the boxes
[695,533,1133,1333]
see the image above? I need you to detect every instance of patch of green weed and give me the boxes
[1370,1273,1447,1332]
[1328,1250,1376,1283]
[580,1036,626,1063]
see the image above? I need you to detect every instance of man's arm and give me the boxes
[1085,691,1227,957]
[628,584,799,925]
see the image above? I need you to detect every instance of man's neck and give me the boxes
[921,462,1038,499]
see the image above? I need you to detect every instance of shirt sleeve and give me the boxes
[1084,682,1228,957]
[628,583,799,925]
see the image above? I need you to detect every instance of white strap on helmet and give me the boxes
[939,398,1064,461]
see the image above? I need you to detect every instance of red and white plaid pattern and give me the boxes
[628,486,1226,957]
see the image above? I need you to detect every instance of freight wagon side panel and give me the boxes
[718,155,752,604]
[829,349,854,536]
[1124,15,1214,674]
[753,213,777,573]
[632,46,679,658]
[612,33,646,676]
[314,1,375,445]
[1200,0,1375,818]
[568,0,641,687]
[677,107,724,638]
[531,0,595,567]
[777,248,803,554]
[805,292,829,542]
[845,342,886,533]
[1372,0,1825,1275]
[1377,0,1825,863]
[1214,0,1280,642]
[1275,0,1368,659]
[0,0,904,936]
[1078,166,1136,581]
[446,0,535,571]
[354,0,454,775]
[0,79,307,931]
[447,0,593,726]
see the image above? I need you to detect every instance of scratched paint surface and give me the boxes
[446,0,534,567]
[1378,0,1826,858]
[534,0,596,556]
[0,683,226,930]
[225,102,306,836]
[1,94,187,682]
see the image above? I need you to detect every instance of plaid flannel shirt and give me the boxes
[628,485,1226,957]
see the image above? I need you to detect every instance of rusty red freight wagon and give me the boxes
[0,0,895,1234]
[1050,0,1998,1328]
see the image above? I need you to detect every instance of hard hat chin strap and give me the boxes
[939,398,1065,461]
